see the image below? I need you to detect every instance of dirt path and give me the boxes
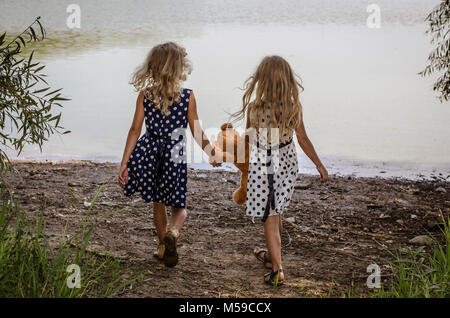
[4,160,449,297]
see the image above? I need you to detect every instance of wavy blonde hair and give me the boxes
[233,55,303,139]
[130,42,192,116]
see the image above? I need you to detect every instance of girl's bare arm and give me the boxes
[118,92,145,187]
[187,91,221,166]
[120,92,145,167]
[295,113,328,182]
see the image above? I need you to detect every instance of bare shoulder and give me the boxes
[187,89,196,111]
[136,90,146,109]
[188,89,195,102]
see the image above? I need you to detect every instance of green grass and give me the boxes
[320,213,449,298]
[0,186,135,297]
[372,213,450,298]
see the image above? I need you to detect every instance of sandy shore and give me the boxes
[3,160,450,297]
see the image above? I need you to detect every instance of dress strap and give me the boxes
[256,138,292,151]
[260,139,293,222]
[262,147,276,223]
[145,130,171,183]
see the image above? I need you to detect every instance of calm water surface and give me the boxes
[1,0,448,179]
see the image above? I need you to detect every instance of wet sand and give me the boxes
[3,160,449,297]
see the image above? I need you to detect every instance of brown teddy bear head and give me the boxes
[212,123,249,172]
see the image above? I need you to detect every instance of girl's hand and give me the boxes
[317,164,328,182]
[118,164,129,188]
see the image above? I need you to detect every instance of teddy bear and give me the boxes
[212,123,250,205]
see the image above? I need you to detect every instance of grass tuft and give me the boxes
[372,212,450,298]
[0,187,135,297]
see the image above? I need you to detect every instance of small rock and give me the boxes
[56,213,65,218]
[425,220,444,232]
[396,219,404,225]
[285,217,296,224]
[83,201,91,208]
[294,182,311,190]
[410,214,417,219]
[399,248,408,255]
[409,235,432,246]
[435,187,447,193]
[393,198,410,206]
[407,188,420,195]
[379,213,390,219]
[197,173,208,179]
[367,203,383,209]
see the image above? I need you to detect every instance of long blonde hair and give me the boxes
[233,55,303,138]
[130,42,192,116]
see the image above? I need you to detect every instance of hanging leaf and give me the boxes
[420,0,450,102]
[0,17,71,176]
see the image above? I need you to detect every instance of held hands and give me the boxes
[316,164,329,182]
[118,164,128,189]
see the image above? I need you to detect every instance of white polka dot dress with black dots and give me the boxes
[123,88,191,208]
[245,111,298,220]
[245,141,298,219]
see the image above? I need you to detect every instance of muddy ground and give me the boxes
[3,160,450,297]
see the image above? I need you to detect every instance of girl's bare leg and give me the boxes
[279,216,283,237]
[263,215,283,261]
[264,214,285,280]
[162,207,187,267]
[153,202,168,243]
[170,207,187,231]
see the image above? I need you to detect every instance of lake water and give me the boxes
[1,0,449,179]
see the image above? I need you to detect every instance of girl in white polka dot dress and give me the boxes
[118,42,221,267]
[233,56,328,285]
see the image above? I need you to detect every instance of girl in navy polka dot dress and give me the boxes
[233,56,328,285]
[118,42,221,267]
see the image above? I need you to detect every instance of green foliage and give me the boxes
[0,17,70,174]
[420,0,450,102]
[0,187,134,297]
[373,213,450,298]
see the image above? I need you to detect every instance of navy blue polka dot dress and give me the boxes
[123,88,191,208]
